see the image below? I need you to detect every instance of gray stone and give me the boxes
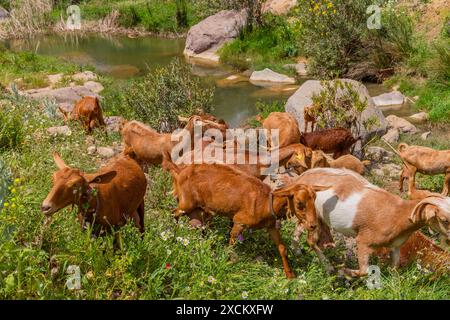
[382,128,399,144]
[386,115,417,134]
[105,116,126,132]
[47,126,72,136]
[366,146,393,163]
[421,131,431,141]
[83,81,104,93]
[87,146,97,155]
[184,10,247,57]
[97,147,115,158]
[408,112,428,123]
[0,7,8,20]
[262,0,297,15]
[372,91,405,107]
[283,62,307,76]
[47,73,64,86]
[72,71,97,82]
[285,79,387,157]
[26,86,100,104]
[250,68,296,85]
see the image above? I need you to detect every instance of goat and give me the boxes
[398,143,450,196]
[293,167,450,277]
[122,115,228,166]
[375,231,450,273]
[299,128,358,159]
[310,150,370,175]
[303,104,323,133]
[162,152,321,278]
[262,112,301,148]
[59,96,106,133]
[41,152,147,234]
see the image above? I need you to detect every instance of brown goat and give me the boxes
[376,231,449,272]
[398,143,450,196]
[299,128,358,159]
[262,112,301,148]
[162,154,321,278]
[310,150,369,175]
[59,96,106,133]
[122,115,228,166]
[41,152,147,234]
[303,104,323,133]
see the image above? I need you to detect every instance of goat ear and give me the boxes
[295,152,308,168]
[53,152,68,170]
[85,171,117,185]
[272,184,298,197]
[410,203,437,223]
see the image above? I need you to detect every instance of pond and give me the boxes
[4,34,411,127]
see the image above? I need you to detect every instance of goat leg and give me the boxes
[291,223,304,256]
[390,247,400,268]
[442,170,450,196]
[268,227,295,279]
[229,222,245,246]
[306,229,334,274]
[344,241,373,277]
[407,166,417,195]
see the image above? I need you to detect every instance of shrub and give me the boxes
[297,0,373,79]
[310,80,375,135]
[0,103,24,151]
[123,59,214,132]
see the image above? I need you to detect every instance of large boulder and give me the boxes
[285,79,387,157]
[184,10,247,64]
[262,0,297,15]
[386,115,418,134]
[26,86,100,104]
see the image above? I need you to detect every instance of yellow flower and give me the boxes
[11,204,16,209]
[11,197,16,202]
[3,202,9,208]
[13,178,20,185]
[328,2,333,8]
[11,188,16,194]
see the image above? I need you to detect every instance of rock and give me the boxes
[83,81,104,93]
[386,115,418,134]
[372,91,405,107]
[421,131,431,141]
[184,10,247,63]
[72,71,97,82]
[85,136,96,146]
[283,62,307,76]
[249,68,296,85]
[47,74,64,86]
[366,146,393,163]
[373,163,402,178]
[55,102,73,118]
[0,6,8,20]
[26,86,99,104]
[87,146,97,155]
[96,147,115,158]
[285,79,387,157]
[216,74,248,87]
[382,128,399,144]
[408,112,428,123]
[105,116,126,132]
[262,0,297,15]
[47,126,72,136]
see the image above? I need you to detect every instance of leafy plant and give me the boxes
[123,59,214,132]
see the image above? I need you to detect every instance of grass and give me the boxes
[0,49,83,89]
[0,89,449,299]
[219,14,303,73]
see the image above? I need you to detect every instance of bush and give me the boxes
[0,103,24,151]
[297,0,373,79]
[123,59,214,132]
[220,14,302,71]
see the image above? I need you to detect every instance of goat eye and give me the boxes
[297,203,305,210]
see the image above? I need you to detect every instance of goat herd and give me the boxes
[41,96,450,280]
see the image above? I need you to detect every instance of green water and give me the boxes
[6,34,296,127]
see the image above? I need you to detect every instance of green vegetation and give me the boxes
[220,14,302,72]
[0,90,449,299]
[107,59,214,132]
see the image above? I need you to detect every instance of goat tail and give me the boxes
[162,149,180,177]
[398,143,409,153]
